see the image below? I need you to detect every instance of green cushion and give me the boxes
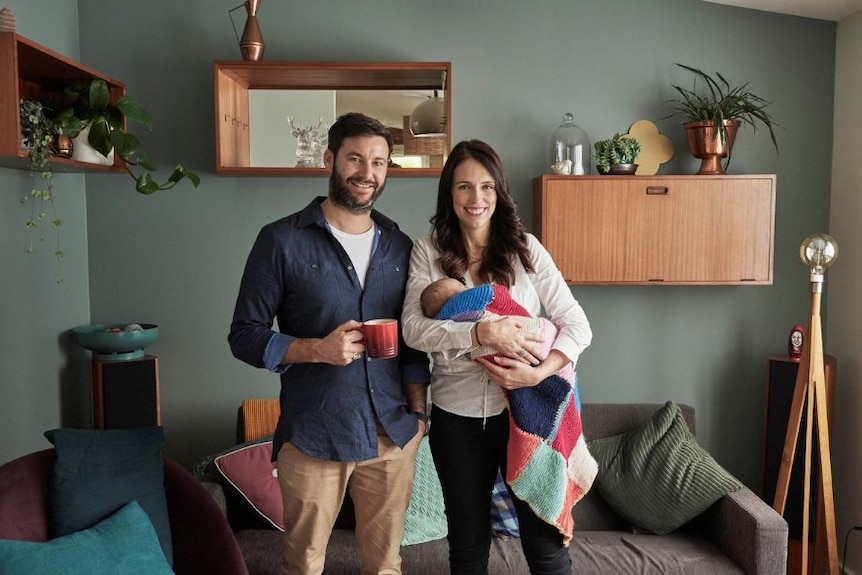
[401,437,447,545]
[0,500,173,575]
[44,427,172,564]
[587,401,742,535]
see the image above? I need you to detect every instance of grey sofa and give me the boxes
[203,402,788,575]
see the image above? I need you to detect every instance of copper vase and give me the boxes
[233,0,265,61]
[684,120,739,175]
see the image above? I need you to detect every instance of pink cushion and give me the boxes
[211,440,283,531]
[0,449,53,541]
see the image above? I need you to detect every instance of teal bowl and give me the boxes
[72,323,159,361]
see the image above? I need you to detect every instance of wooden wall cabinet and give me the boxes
[532,174,776,285]
[0,32,125,173]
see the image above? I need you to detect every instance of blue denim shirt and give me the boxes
[228,197,429,462]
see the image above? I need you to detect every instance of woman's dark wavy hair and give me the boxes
[430,139,533,287]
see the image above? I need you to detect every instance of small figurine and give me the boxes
[788,324,805,361]
[551,159,572,175]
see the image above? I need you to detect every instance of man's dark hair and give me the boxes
[327,112,393,156]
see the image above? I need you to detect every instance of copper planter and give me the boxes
[684,119,739,175]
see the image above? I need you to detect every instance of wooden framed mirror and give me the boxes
[214,61,451,177]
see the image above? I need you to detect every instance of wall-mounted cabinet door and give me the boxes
[532,174,776,285]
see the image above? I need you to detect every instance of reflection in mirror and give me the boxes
[248,89,444,169]
[214,61,451,176]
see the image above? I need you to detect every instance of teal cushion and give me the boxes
[0,500,173,575]
[401,437,447,545]
[44,427,172,564]
[588,401,742,535]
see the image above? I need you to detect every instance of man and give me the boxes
[228,113,429,575]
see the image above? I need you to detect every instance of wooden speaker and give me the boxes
[762,354,836,569]
[92,355,160,429]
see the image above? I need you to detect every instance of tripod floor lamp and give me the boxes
[772,233,839,575]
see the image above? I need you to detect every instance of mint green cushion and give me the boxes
[0,500,173,575]
[401,437,447,545]
[588,401,742,535]
[43,427,172,564]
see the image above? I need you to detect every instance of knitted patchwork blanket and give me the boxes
[435,284,597,545]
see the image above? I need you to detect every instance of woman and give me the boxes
[402,140,592,575]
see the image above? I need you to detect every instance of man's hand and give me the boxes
[283,320,366,366]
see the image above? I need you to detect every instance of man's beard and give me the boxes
[329,169,385,214]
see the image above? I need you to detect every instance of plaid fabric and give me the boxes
[490,471,520,539]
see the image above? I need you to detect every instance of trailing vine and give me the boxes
[19,100,63,282]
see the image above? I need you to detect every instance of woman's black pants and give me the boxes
[428,406,572,575]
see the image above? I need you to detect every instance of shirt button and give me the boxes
[311,263,319,269]
[347,265,354,270]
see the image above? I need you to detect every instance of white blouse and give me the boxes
[402,234,592,418]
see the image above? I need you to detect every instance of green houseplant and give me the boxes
[54,79,200,194]
[592,133,642,175]
[665,63,778,174]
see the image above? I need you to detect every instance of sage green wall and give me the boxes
[0,2,93,464]
[0,0,838,498]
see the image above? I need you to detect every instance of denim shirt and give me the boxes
[228,197,430,462]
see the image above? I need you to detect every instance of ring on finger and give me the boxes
[352,352,361,361]
[517,349,528,357]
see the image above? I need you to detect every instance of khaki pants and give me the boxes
[277,427,421,575]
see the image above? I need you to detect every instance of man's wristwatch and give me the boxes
[414,411,430,436]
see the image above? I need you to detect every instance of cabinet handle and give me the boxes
[646,186,668,195]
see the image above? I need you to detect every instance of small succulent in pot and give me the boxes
[592,133,642,174]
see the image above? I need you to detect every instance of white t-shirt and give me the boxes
[331,225,375,289]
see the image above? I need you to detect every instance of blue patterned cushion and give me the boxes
[490,471,520,538]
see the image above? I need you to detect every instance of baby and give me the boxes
[419,277,596,544]
[420,277,550,365]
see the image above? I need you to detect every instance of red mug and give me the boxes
[363,319,399,359]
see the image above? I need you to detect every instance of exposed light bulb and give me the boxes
[799,233,838,283]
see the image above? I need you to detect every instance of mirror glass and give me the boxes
[214,62,451,176]
[248,89,445,169]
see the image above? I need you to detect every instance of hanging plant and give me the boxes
[19,99,64,281]
[54,79,200,194]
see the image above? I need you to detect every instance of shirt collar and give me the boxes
[297,196,400,232]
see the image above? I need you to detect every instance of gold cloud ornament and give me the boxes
[625,120,673,175]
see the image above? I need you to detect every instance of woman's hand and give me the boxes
[475,356,545,390]
[476,317,544,365]
[476,349,571,391]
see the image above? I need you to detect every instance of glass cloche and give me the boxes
[548,113,590,175]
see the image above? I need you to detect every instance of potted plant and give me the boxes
[54,79,200,194]
[665,63,778,174]
[592,133,642,175]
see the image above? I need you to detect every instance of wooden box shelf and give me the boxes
[532,174,776,285]
[0,31,125,172]
[213,60,451,177]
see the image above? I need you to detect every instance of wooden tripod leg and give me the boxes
[772,332,813,516]
[801,382,814,574]
[811,332,839,574]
